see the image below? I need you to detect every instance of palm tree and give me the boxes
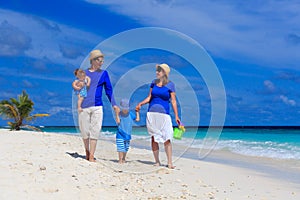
[0,90,49,131]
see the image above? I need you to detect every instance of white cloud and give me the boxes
[85,0,300,69]
[279,95,296,106]
[0,67,72,83]
[0,9,102,66]
[49,106,72,115]
[22,80,35,88]
[0,91,17,99]
[0,20,31,56]
[264,80,276,92]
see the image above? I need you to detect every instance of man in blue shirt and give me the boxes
[78,49,119,162]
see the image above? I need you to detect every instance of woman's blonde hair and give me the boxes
[155,74,169,86]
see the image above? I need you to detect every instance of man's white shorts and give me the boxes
[78,106,103,139]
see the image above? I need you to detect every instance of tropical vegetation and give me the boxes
[0,90,49,131]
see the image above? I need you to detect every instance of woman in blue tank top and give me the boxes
[136,63,181,169]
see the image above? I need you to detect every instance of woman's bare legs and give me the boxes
[164,140,175,169]
[151,136,161,166]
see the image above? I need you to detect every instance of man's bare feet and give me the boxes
[88,153,96,162]
[153,162,161,166]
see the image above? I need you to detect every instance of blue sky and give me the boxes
[0,0,300,126]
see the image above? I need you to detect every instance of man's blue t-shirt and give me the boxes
[81,69,116,108]
[148,80,175,115]
[116,111,136,140]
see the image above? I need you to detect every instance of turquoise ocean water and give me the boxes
[40,126,300,161]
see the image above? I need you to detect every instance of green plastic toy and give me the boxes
[173,122,185,140]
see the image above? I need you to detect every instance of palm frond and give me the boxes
[1,103,20,121]
[21,125,43,132]
[26,113,50,121]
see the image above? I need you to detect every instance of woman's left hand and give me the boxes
[135,104,141,112]
[176,116,181,126]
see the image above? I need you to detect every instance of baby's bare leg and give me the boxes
[77,95,84,112]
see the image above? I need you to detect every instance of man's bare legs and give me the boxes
[151,136,160,166]
[83,138,90,160]
[89,139,97,162]
[83,138,97,162]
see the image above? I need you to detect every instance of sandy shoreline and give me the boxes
[0,129,299,200]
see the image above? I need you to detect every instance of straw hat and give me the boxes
[89,49,104,61]
[156,63,170,77]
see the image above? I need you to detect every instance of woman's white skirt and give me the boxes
[146,112,173,143]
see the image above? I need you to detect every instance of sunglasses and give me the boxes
[156,66,163,72]
[93,57,104,62]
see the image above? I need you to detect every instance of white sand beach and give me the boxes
[0,129,299,200]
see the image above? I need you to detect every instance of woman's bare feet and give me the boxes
[167,164,175,169]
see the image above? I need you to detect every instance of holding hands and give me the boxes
[135,103,142,112]
[113,105,121,124]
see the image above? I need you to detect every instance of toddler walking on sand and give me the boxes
[115,99,140,164]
